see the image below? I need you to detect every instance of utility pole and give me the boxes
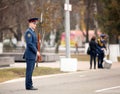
[61,0,77,72]
[64,0,71,58]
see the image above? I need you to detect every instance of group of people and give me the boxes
[88,34,107,69]
[23,16,107,90]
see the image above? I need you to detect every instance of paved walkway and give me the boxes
[10,60,120,71]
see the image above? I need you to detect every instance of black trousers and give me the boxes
[90,54,96,69]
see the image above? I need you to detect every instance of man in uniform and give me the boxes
[23,17,40,90]
[97,34,106,68]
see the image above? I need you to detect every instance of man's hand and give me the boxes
[37,51,41,62]
[37,51,40,57]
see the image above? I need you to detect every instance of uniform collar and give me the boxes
[29,27,35,32]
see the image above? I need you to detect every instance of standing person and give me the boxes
[23,18,40,90]
[89,36,97,69]
[74,42,79,54]
[97,34,106,69]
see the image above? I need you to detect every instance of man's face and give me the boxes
[101,36,105,41]
[29,21,38,30]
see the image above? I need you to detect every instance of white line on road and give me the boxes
[79,75,86,77]
[95,86,120,93]
[0,71,87,85]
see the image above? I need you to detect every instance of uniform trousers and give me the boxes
[98,52,104,68]
[25,59,35,89]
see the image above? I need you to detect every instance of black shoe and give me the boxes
[98,66,101,68]
[26,87,38,90]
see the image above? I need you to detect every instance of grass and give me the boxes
[0,67,63,83]
[0,54,91,83]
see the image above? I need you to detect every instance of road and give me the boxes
[0,68,120,94]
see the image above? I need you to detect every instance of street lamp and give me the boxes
[60,0,77,72]
[64,0,71,58]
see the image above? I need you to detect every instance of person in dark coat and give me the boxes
[23,18,40,90]
[89,36,98,69]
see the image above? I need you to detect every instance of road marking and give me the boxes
[79,75,86,77]
[0,71,88,85]
[95,86,120,93]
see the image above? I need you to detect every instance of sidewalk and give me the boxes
[10,60,120,71]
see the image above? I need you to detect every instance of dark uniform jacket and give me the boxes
[23,28,37,60]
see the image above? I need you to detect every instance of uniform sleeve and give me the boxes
[25,31,37,54]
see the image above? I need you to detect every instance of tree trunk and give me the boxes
[85,0,91,42]
[109,35,118,44]
[16,23,22,41]
[0,32,3,42]
[16,14,22,41]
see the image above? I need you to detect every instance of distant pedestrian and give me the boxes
[74,42,79,54]
[97,34,106,69]
[89,36,98,69]
[23,18,40,90]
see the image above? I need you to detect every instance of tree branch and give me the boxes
[0,6,8,11]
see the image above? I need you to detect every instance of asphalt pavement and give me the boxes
[0,60,120,94]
